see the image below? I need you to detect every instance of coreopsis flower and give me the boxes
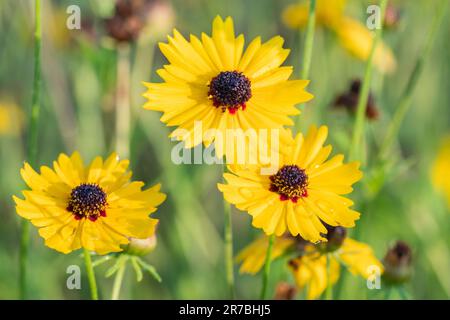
[13,152,166,254]
[237,226,383,300]
[333,79,379,120]
[382,240,413,285]
[143,16,313,160]
[218,125,362,242]
[290,227,383,300]
[235,235,299,274]
[431,137,450,208]
[282,0,396,74]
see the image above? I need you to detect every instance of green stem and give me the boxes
[115,43,131,158]
[260,234,275,300]
[295,0,316,130]
[348,0,388,161]
[325,253,333,300]
[20,0,42,300]
[223,164,235,299]
[84,249,99,300]
[111,261,127,300]
[379,0,449,160]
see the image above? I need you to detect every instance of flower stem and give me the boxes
[84,249,99,300]
[379,0,449,160]
[223,164,235,299]
[295,0,316,130]
[115,43,131,158]
[260,234,275,300]
[111,260,127,300]
[348,0,388,161]
[325,253,333,300]
[20,0,42,300]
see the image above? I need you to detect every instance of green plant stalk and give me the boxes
[325,254,333,300]
[295,0,316,130]
[379,0,449,160]
[111,260,127,300]
[260,234,275,300]
[84,249,99,300]
[115,43,131,159]
[348,0,388,161]
[20,0,42,300]
[223,164,235,299]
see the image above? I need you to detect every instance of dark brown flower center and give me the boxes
[208,71,252,114]
[270,165,308,203]
[67,183,107,221]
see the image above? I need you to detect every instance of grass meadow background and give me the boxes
[0,0,449,299]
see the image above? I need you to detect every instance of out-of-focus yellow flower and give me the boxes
[336,17,396,74]
[290,237,383,300]
[13,152,166,254]
[282,0,396,74]
[235,236,296,274]
[282,0,346,30]
[432,137,450,208]
[236,226,383,300]
[0,101,23,136]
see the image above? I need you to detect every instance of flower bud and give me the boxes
[122,235,157,256]
[382,241,413,285]
[319,225,347,252]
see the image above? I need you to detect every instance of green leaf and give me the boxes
[137,259,162,283]
[105,255,128,278]
[131,257,143,282]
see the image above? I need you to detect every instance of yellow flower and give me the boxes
[282,0,346,30]
[143,16,313,159]
[0,101,23,136]
[235,236,296,274]
[13,152,166,255]
[236,226,382,300]
[432,137,450,208]
[290,237,383,300]
[218,125,362,242]
[336,17,396,74]
[282,0,396,74]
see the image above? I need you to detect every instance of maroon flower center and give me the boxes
[67,183,107,221]
[208,71,252,114]
[269,165,308,203]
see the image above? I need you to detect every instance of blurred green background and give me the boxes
[0,0,449,299]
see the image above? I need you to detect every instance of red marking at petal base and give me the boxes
[241,103,246,111]
[291,196,299,203]
[100,210,107,217]
[302,190,308,197]
[228,107,237,115]
[88,216,98,222]
[279,194,289,201]
[74,214,83,220]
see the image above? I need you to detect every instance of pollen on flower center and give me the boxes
[67,183,107,221]
[208,71,252,114]
[270,165,308,203]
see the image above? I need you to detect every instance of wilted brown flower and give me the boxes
[382,240,413,285]
[105,0,174,43]
[274,282,297,300]
[333,79,379,120]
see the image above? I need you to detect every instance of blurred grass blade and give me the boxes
[20,0,42,300]
[348,0,388,162]
[379,0,449,160]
